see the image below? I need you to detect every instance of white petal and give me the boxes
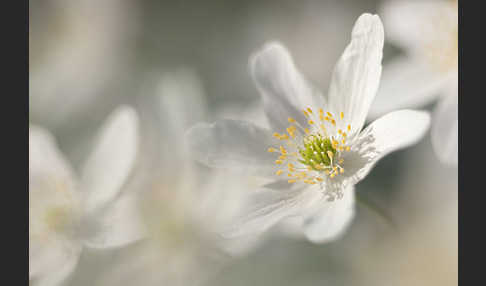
[81,106,139,213]
[29,125,77,194]
[348,109,431,184]
[250,42,324,132]
[30,239,81,286]
[368,56,452,120]
[432,89,458,166]
[382,0,457,56]
[81,191,146,249]
[327,13,384,135]
[185,119,278,177]
[223,186,319,238]
[303,185,355,243]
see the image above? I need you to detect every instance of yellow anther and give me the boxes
[304,180,316,185]
[304,128,310,134]
[307,107,313,114]
[347,124,351,131]
[325,170,331,175]
[339,159,344,164]
[327,112,333,117]
[315,177,323,182]
[275,160,283,164]
[273,132,280,138]
[324,116,330,121]
[330,173,336,179]
[340,169,344,174]
[300,172,307,178]
[280,134,289,140]
[327,151,334,159]
[341,139,346,144]
[280,146,287,154]
[288,179,297,183]
[308,120,315,125]
[342,132,347,138]
[288,117,296,123]
[287,163,294,168]
[340,112,344,119]
[345,146,351,151]
[319,108,324,114]
[339,146,344,151]
[276,170,283,176]
[319,114,325,121]
[268,147,277,153]
[331,119,336,125]
[332,140,339,146]
[303,110,309,117]
[278,155,286,160]
[338,129,342,134]
[287,173,293,177]
[333,166,338,171]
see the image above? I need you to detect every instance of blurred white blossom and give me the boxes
[369,0,458,166]
[186,14,430,244]
[29,106,144,286]
[97,70,260,286]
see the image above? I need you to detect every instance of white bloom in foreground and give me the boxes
[186,14,431,243]
[369,0,458,166]
[29,106,144,286]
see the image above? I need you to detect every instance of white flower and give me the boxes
[368,0,458,166]
[97,70,259,286]
[29,106,144,286]
[186,14,431,243]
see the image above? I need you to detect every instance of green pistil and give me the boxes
[298,134,336,171]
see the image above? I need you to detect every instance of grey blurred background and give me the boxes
[29,0,457,285]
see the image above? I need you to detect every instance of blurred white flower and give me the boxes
[98,70,259,286]
[29,106,144,286]
[369,0,458,166]
[186,14,430,244]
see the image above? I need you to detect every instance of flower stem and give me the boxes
[356,193,397,230]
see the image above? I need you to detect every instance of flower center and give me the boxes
[268,107,352,186]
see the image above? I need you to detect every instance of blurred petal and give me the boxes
[327,13,384,135]
[185,120,278,177]
[223,186,319,238]
[30,239,81,286]
[29,125,77,193]
[81,106,139,213]
[250,42,324,132]
[432,89,458,166]
[82,192,146,249]
[368,56,452,120]
[303,185,355,243]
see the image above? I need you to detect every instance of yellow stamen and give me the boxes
[288,179,297,183]
[288,117,296,123]
[275,160,283,164]
[308,120,315,125]
[280,146,287,154]
[327,112,333,117]
[340,112,344,119]
[307,107,313,114]
[276,170,283,175]
[347,124,351,131]
[267,147,277,153]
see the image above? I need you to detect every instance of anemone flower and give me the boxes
[29,106,144,286]
[186,14,430,243]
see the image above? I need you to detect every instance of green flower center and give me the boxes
[298,135,336,170]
